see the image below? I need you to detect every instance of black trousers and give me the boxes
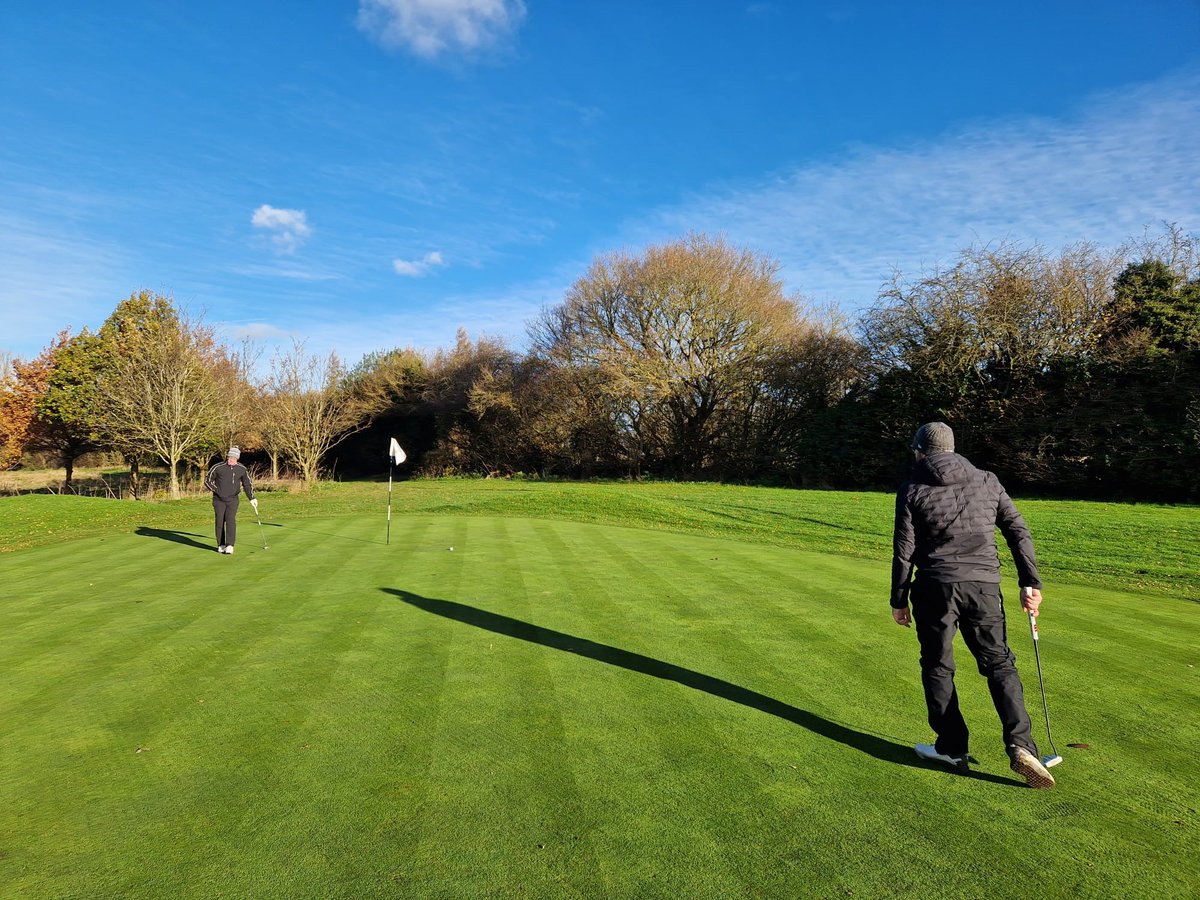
[213,497,239,547]
[910,579,1037,757]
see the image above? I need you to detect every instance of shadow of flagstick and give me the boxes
[382,588,1017,786]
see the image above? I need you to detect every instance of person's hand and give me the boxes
[250,498,259,510]
[892,606,911,628]
[1021,586,1043,617]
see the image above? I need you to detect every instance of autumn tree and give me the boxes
[95,293,228,499]
[420,330,521,475]
[0,350,48,471]
[532,234,805,477]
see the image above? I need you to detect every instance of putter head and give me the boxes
[1043,754,1063,768]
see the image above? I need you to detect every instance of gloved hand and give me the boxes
[250,498,259,510]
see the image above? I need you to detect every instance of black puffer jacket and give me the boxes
[891,452,1041,608]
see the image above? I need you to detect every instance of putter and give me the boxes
[1028,612,1063,768]
[253,505,269,551]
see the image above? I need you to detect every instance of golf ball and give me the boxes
[449,546,454,551]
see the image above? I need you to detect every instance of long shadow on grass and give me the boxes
[383,588,1015,786]
[136,527,211,550]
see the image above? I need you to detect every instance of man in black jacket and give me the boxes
[891,422,1055,788]
[203,447,257,555]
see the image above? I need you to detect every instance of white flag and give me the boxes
[388,437,407,465]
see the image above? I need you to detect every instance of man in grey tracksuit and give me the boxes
[891,422,1055,788]
[203,447,257,555]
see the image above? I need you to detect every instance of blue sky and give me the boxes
[2,1,1199,365]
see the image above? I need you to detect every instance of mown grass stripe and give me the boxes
[526,519,789,896]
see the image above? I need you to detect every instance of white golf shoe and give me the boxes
[915,743,969,771]
[218,545,226,553]
[1009,746,1055,789]
[225,545,235,555]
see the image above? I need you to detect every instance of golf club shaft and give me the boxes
[1028,612,1060,758]
[254,506,268,549]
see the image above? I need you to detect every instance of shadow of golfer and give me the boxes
[382,588,1016,786]
[135,527,212,551]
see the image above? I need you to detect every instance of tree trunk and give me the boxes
[130,457,141,500]
[270,451,279,481]
[63,456,75,492]
[169,456,181,499]
[301,460,317,487]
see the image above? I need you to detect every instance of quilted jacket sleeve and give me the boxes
[891,485,916,608]
[995,481,1041,588]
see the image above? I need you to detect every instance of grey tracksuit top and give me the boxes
[204,462,255,502]
[891,452,1041,608]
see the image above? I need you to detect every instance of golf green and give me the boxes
[1,497,1197,898]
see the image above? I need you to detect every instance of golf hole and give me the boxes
[1067,743,1090,750]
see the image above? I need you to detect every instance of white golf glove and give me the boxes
[250,498,259,510]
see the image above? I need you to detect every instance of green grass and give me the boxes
[2,478,1198,599]
[1,481,1197,898]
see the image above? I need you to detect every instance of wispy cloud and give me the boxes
[229,262,342,282]
[221,321,296,342]
[356,0,527,60]
[0,208,133,354]
[640,69,1200,308]
[251,204,312,254]
[392,250,447,277]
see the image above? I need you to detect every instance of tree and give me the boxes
[733,308,868,481]
[264,341,375,486]
[532,234,804,477]
[858,241,1124,484]
[28,329,107,489]
[335,347,432,478]
[0,350,48,471]
[420,330,520,475]
[95,294,228,499]
[1105,259,1200,354]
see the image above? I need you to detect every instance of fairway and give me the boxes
[1,487,1197,898]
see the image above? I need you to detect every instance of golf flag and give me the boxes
[386,438,405,546]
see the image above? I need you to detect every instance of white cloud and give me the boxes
[639,70,1200,309]
[251,204,312,254]
[393,250,447,277]
[356,0,527,60]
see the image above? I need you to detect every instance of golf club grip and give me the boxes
[1028,611,1039,642]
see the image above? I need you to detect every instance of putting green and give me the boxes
[1,510,1197,898]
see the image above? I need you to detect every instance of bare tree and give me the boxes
[0,350,16,387]
[862,241,1122,387]
[264,341,374,486]
[211,339,262,452]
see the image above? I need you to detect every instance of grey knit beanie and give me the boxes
[912,422,954,455]
[227,447,241,460]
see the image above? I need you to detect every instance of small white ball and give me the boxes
[449,546,454,551]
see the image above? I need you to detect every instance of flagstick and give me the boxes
[386,459,393,545]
